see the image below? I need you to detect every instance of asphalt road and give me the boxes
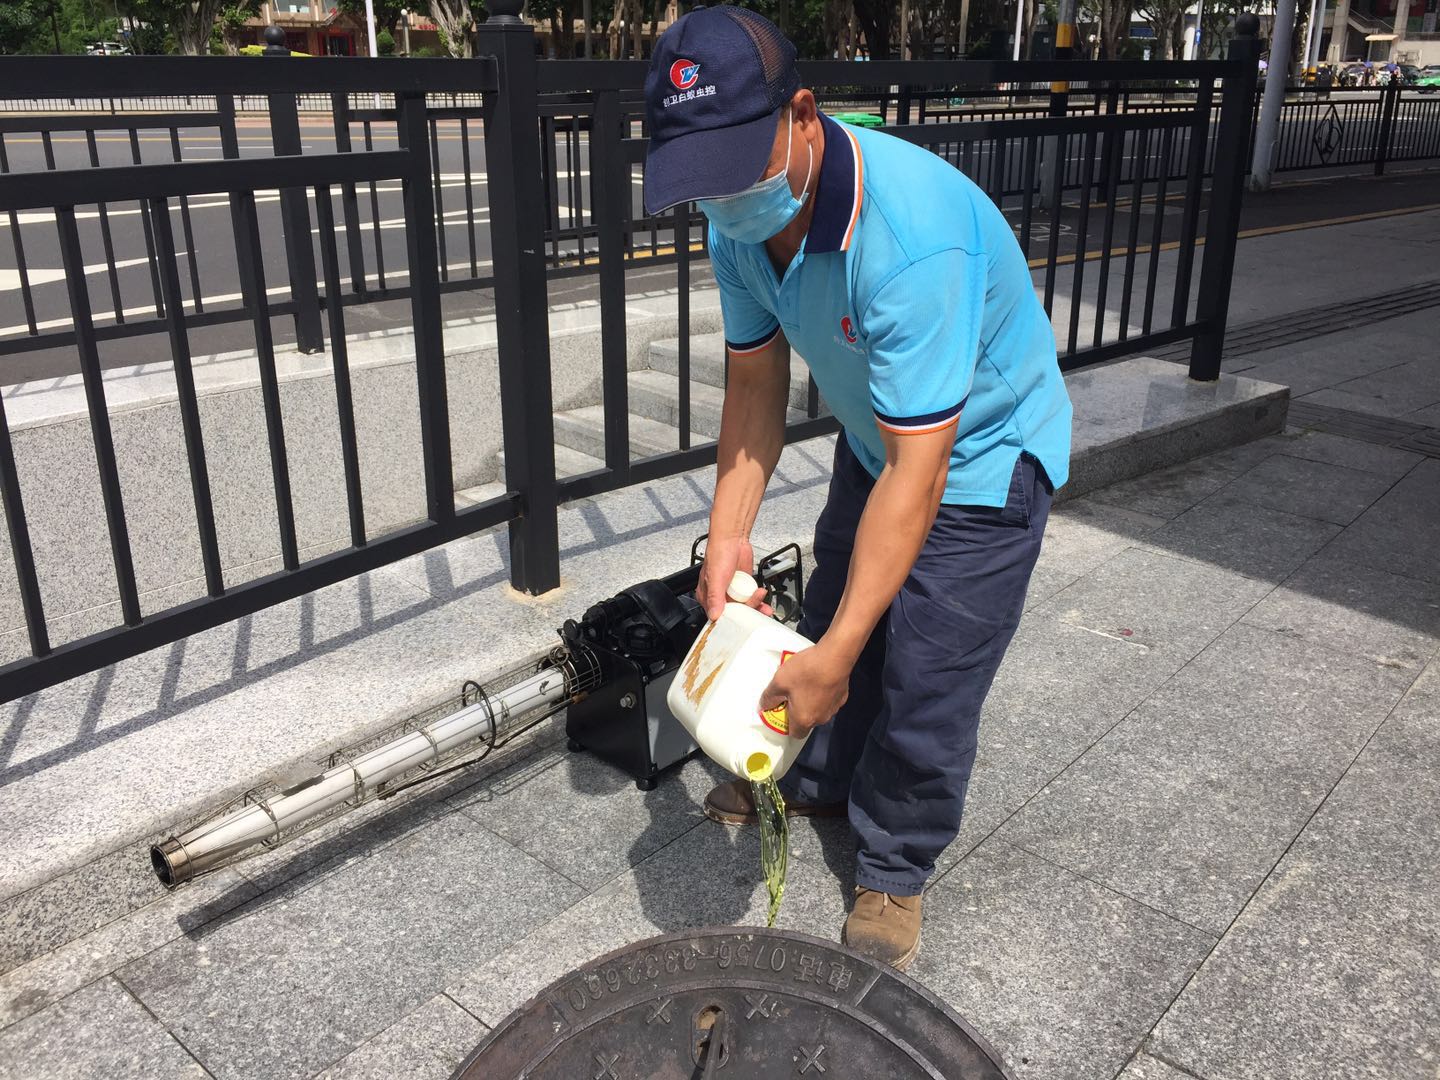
[0,107,1435,382]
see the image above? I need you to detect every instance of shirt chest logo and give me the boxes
[832,314,864,355]
[840,315,857,344]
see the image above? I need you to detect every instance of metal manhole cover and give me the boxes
[453,927,1013,1079]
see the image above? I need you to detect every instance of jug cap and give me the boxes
[726,571,759,604]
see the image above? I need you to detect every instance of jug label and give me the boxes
[759,651,796,735]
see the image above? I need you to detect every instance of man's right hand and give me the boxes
[697,535,770,621]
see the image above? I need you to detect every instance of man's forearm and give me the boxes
[822,450,948,666]
[709,352,790,541]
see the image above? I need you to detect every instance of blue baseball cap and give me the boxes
[643,6,801,216]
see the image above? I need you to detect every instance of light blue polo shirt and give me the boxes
[710,113,1072,507]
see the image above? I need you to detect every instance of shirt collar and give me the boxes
[805,113,865,255]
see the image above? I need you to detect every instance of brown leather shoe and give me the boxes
[702,779,846,826]
[843,887,922,971]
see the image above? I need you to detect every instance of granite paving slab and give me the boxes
[446,814,854,1029]
[1260,429,1423,481]
[1030,547,1273,665]
[999,623,1415,933]
[118,814,583,1080]
[1221,453,1397,526]
[1324,458,1440,585]
[1024,498,1168,610]
[932,611,1186,875]
[913,840,1216,1080]
[1141,491,1342,583]
[1241,550,1440,671]
[0,977,207,1080]
[313,993,487,1080]
[0,867,255,1030]
[1115,1053,1199,1080]
[1148,660,1440,1080]
[1298,356,1440,420]
[0,843,159,976]
[447,746,716,890]
[1086,455,1247,520]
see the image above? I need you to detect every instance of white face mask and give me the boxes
[697,108,813,244]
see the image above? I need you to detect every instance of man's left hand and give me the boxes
[758,642,852,738]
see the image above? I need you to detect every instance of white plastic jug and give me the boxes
[667,570,815,782]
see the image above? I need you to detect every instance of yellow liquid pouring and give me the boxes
[752,777,788,928]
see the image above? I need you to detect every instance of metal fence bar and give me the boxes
[85,129,127,326]
[234,190,301,572]
[1118,126,1149,342]
[1142,126,1174,336]
[148,196,223,597]
[127,128,166,319]
[268,90,324,354]
[55,207,142,626]
[314,186,368,549]
[480,24,560,593]
[592,89,631,476]
[0,136,40,337]
[167,127,205,315]
[397,93,455,525]
[0,394,48,657]
[1169,82,1213,329]
[330,93,369,298]
[1189,30,1261,381]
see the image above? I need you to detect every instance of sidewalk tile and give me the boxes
[932,613,1184,874]
[1141,492,1341,582]
[0,868,255,1030]
[999,624,1413,933]
[1032,547,1272,662]
[914,841,1214,1080]
[1026,499,1168,609]
[313,994,486,1080]
[447,817,852,1028]
[1223,454,1396,525]
[0,977,206,1080]
[1115,1053,1196,1080]
[1087,456,1244,520]
[1242,552,1440,670]
[0,844,158,975]
[448,747,712,890]
[1324,458,1440,585]
[118,814,581,1080]
[1269,430,1422,481]
[1149,662,1440,1080]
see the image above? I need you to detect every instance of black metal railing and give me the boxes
[0,29,1265,703]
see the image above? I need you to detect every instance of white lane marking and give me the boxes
[0,253,186,291]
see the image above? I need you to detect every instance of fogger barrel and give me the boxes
[151,664,576,887]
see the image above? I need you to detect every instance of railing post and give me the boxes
[264,27,324,355]
[1188,13,1261,382]
[1374,78,1399,175]
[478,4,561,595]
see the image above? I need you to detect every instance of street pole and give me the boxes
[1186,0,1206,58]
[1301,0,1319,73]
[584,0,592,57]
[1012,0,1025,60]
[1309,0,1327,68]
[1249,0,1297,190]
[364,0,381,105]
[901,0,911,58]
[401,9,411,54]
[958,0,971,55]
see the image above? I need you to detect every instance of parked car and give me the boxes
[85,41,129,55]
[1417,67,1440,92]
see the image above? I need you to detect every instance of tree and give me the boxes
[528,0,579,56]
[215,0,260,54]
[336,0,405,47]
[428,0,474,55]
[852,0,896,56]
[1138,0,1186,57]
[1081,0,1130,57]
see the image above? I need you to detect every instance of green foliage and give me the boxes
[1,0,124,55]
[376,27,395,53]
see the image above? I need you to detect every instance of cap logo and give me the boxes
[841,316,857,344]
[670,59,701,90]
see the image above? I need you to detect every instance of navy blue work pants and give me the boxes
[781,436,1051,896]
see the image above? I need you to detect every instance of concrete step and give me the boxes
[627,369,812,440]
[496,443,607,484]
[553,404,711,461]
[647,334,822,414]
